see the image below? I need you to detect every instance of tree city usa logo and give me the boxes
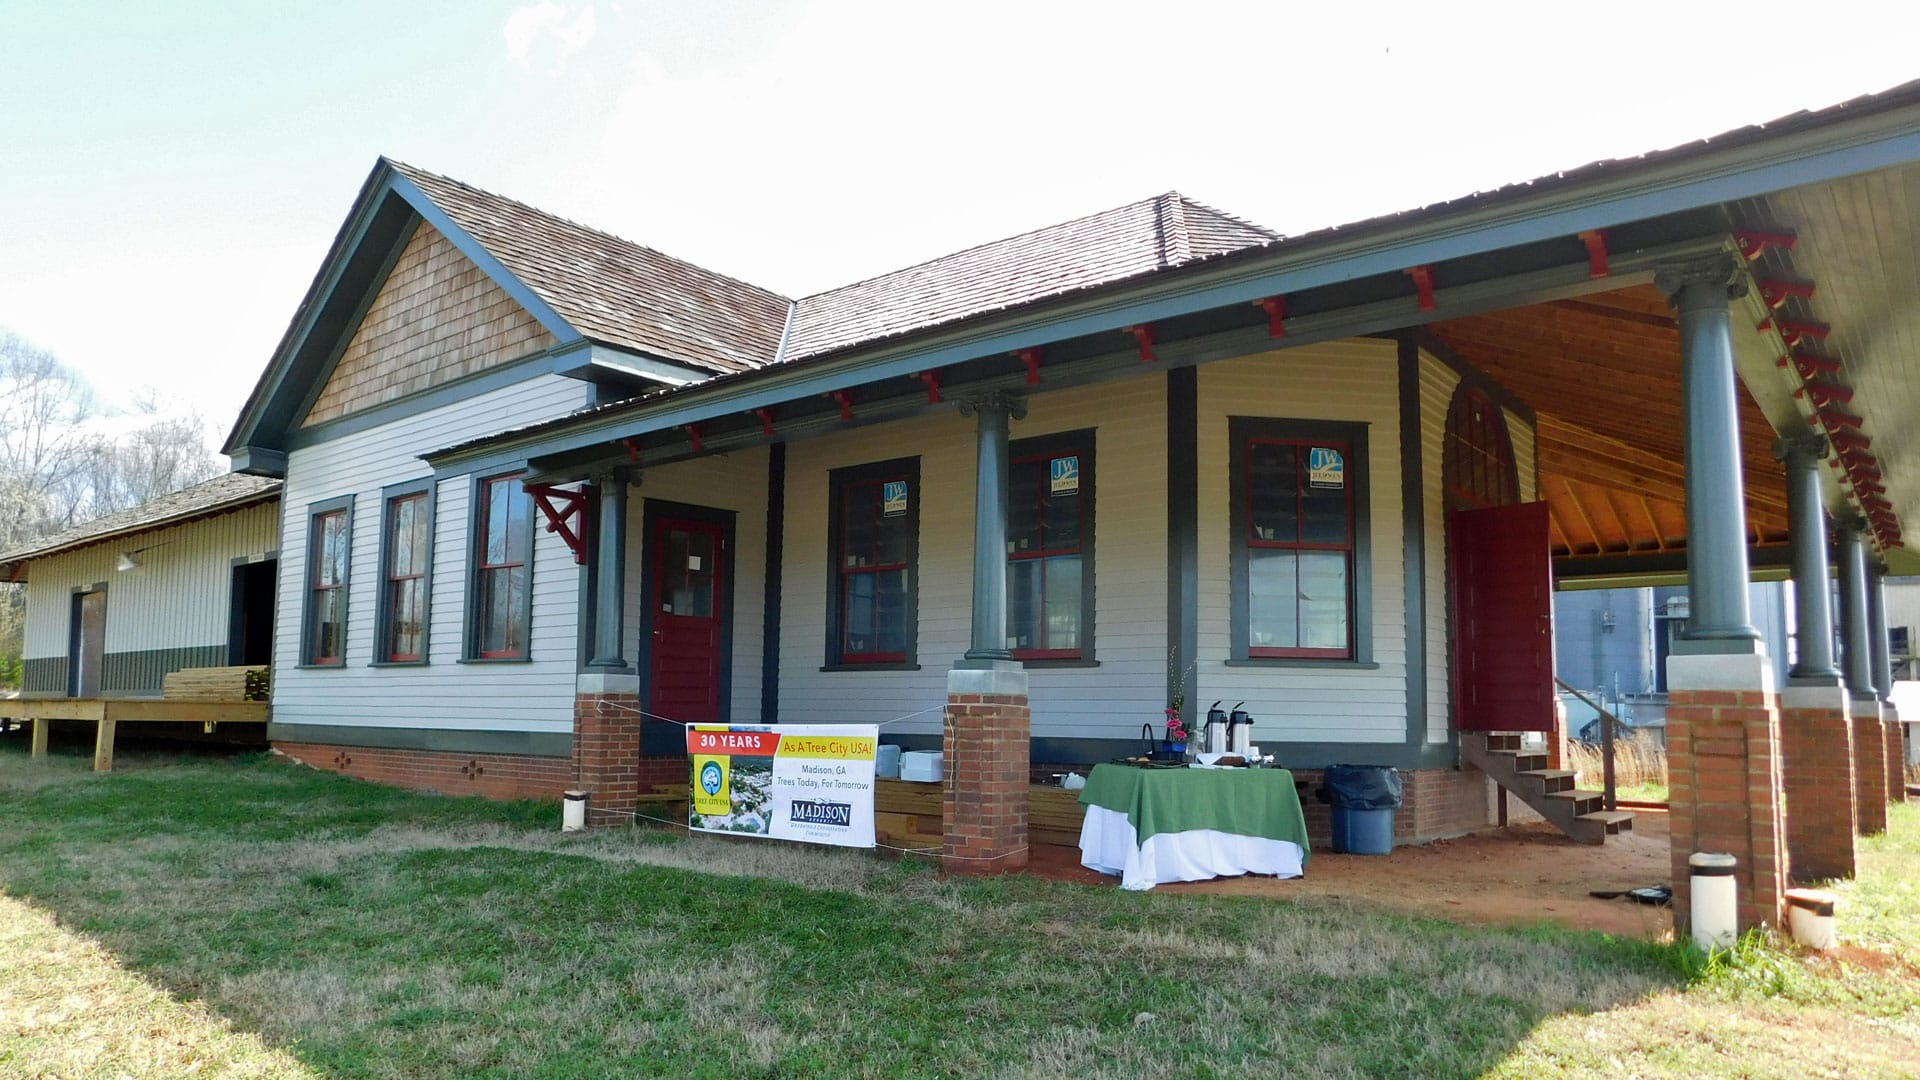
[700,761,724,796]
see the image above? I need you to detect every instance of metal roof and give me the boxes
[0,473,281,581]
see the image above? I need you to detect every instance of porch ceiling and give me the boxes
[1430,285,1792,566]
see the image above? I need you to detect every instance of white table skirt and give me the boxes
[1078,803,1305,890]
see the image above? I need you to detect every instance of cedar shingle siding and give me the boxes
[303,223,557,427]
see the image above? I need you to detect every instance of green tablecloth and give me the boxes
[1079,764,1311,865]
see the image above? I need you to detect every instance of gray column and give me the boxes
[1869,565,1895,703]
[587,471,631,669]
[1776,435,1840,682]
[959,393,1025,663]
[1657,254,1760,648]
[1838,517,1875,700]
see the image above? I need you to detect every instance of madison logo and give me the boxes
[788,800,853,827]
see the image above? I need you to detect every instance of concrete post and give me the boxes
[1657,255,1760,649]
[1775,436,1840,682]
[958,393,1025,662]
[587,471,632,669]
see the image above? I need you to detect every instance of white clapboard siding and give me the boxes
[622,446,771,724]
[22,502,282,661]
[1194,340,1409,745]
[1420,351,1463,743]
[777,371,1169,738]
[272,375,593,735]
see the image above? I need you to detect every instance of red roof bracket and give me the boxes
[1407,266,1436,311]
[1578,229,1609,278]
[1820,408,1866,430]
[914,370,943,404]
[753,407,776,438]
[1757,279,1815,308]
[1255,295,1287,337]
[623,437,642,464]
[684,423,704,454]
[1126,324,1157,363]
[1789,350,1841,379]
[1759,317,1831,346]
[825,390,855,421]
[1829,429,1872,454]
[1735,230,1798,261]
[1795,380,1855,406]
[525,483,590,566]
[1017,348,1043,386]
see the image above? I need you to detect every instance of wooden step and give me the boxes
[1485,750,1548,772]
[1547,789,1605,814]
[1577,810,1636,835]
[1518,768,1575,793]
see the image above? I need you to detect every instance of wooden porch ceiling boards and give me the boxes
[1432,284,1792,562]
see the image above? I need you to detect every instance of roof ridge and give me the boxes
[1175,192,1285,241]
[383,158,793,305]
[1155,191,1193,266]
[793,191,1171,303]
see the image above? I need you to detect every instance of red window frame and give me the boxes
[475,473,529,660]
[1007,449,1087,660]
[836,476,911,664]
[382,492,429,663]
[308,509,348,666]
[1245,436,1355,659]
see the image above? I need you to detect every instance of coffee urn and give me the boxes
[1204,701,1229,755]
[1228,704,1254,755]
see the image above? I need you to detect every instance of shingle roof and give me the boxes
[389,161,792,376]
[0,473,281,579]
[785,192,1279,358]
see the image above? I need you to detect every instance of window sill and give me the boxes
[819,662,921,673]
[295,662,348,671]
[1225,658,1380,670]
[1019,659,1099,669]
[369,659,430,669]
[458,656,532,665]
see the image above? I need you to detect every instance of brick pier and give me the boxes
[942,664,1030,872]
[1777,685,1857,883]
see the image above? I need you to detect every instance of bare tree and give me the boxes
[0,331,100,530]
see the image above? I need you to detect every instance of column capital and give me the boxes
[1772,434,1828,468]
[589,465,638,488]
[1655,253,1749,308]
[1836,513,1871,539]
[957,391,1028,420]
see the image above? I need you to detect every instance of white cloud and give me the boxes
[503,2,598,72]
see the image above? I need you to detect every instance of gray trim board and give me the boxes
[1398,337,1431,748]
[761,443,786,721]
[267,722,572,758]
[638,497,738,754]
[289,346,578,451]
[1166,368,1199,725]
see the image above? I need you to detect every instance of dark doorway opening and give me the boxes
[229,560,277,667]
[69,588,107,697]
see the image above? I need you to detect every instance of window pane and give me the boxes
[1042,555,1081,652]
[873,568,908,655]
[503,478,530,564]
[316,512,348,587]
[1007,558,1043,651]
[874,510,912,567]
[664,528,715,618]
[1248,443,1297,543]
[484,479,511,565]
[1247,548,1298,650]
[843,574,876,655]
[505,566,528,653]
[842,487,877,568]
[317,586,346,660]
[1298,552,1349,650]
[1301,476,1349,546]
[482,567,527,656]
[1041,485,1080,552]
[1007,462,1043,555]
[389,579,424,658]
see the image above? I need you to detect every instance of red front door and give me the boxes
[1451,501,1555,732]
[649,517,726,725]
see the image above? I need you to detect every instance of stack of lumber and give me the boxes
[1028,785,1089,848]
[162,666,270,702]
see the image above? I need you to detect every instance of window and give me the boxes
[376,480,434,664]
[1443,385,1518,512]
[470,472,532,660]
[1007,432,1095,661]
[826,457,919,667]
[1229,418,1371,663]
[302,497,354,666]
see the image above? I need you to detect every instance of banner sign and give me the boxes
[1308,446,1345,489]
[686,724,878,848]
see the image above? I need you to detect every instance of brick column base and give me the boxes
[943,664,1030,873]
[1852,700,1889,835]
[1778,685,1857,883]
[574,673,642,826]
[1885,709,1906,805]
[1666,653,1786,935]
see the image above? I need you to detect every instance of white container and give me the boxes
[900,750,943,783]
[1786,888,1837,950]
[1689,852,1738,950]
[875,743,902,780]
[562,789,587,832]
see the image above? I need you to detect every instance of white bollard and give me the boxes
[1785,888,1837,950]
[1689,852,1738,950]
[562,789,587,832]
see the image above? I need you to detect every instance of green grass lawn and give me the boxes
[2,739,1916,1078]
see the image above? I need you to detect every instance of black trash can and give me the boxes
[1322,764,1403,855]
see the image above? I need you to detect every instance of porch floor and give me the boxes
[1029,810,1674,939]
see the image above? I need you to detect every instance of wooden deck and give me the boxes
[5,697,269,772]
[875,778,1085,852]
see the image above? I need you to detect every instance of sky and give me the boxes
[2,0,1917,452]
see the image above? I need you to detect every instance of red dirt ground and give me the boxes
[1027,810,1677,939]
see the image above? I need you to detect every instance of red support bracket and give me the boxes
[1126,324,1157,363]
[1819,408,1865,430]
[1829,429,1872,454]
[913,370,943,404]
[1759,316,1831,346]
[1794,380,1855,406]
[683,423,704,454]
[753,407,776,438]
[1786,350,1841,379]
[827,390,854,422]
[1255,295,1287,337]
[1735,229,1798,261]
[1017,348,1043,386]
[623,437,642,464]
[1757,279,1815,308]
[1406,265,1436,311]
[1578,229,1609,278]
[525,483,590,566]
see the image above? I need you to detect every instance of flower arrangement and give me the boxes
[1165,644,1194,749]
